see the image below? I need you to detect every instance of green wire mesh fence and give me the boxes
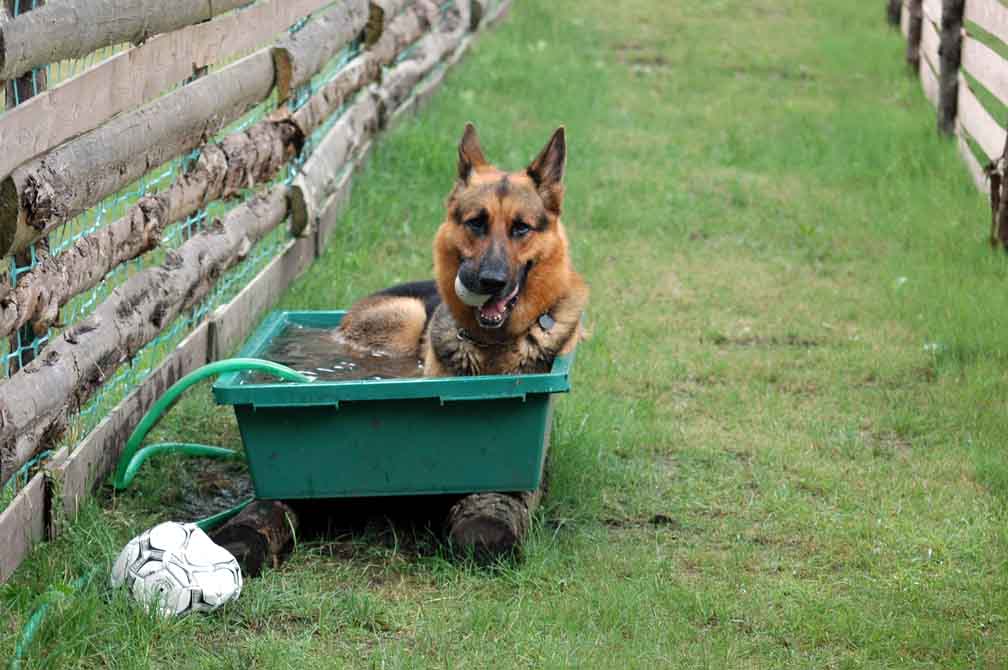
[0,0,496,508]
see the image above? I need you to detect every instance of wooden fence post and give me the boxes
[887,0,903,26]
[3,0,46,374]
[938,0,966,134]
[988,132,1008,247]
[907,0,924,70]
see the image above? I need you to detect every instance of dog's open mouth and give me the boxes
[475,263,531,330]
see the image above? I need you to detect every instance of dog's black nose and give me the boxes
[477,269,508,294]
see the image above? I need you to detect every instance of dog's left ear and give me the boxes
[526,127,566,213]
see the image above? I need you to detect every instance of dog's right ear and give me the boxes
[457,123,488,183]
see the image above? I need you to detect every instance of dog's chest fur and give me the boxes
[424,290,586,376]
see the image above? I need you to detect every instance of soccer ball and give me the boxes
[111,521,242,616]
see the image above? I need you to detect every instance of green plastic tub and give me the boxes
[212,311,574,499]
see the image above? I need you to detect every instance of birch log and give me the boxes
[0,0,250,80]
[0,121,299,339]
[272,0,370,102]
[290,92,380,234]
[375,0,470,125]
[5,0,47,376]
[289,0,460,231]
[289,56,383,137]
[365,0,414,45]
[0,1,443,338]
[0,186,291,485]
[0,49,276,259]
[0,0,332,182]
[290,2,437,134]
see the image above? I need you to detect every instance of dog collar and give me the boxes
[457,311,555,347]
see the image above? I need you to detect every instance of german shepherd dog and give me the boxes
[337,123,588,376]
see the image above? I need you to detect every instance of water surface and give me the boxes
[243,322,424,383]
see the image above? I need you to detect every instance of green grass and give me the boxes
[4,0,1008,667]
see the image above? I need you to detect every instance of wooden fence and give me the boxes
[890,0,1008,244]
[0,0,512,583]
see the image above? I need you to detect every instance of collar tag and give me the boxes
[538,313,556,331]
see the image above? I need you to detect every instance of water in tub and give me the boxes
[244,322,425,383]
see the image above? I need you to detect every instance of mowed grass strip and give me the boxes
[4,1,1008,667]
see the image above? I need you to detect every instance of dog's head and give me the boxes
[434,123,574,337]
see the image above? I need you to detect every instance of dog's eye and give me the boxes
[464,216,487,235]
[511,219,532,238]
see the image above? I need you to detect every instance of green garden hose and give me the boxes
[10,569,98,670]
[10,358,310,670]
[113,357,309,493]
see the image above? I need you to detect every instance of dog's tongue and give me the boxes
[479,282,520,320]
[479,296,509,319]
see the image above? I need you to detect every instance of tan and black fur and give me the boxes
[338,123,588,376]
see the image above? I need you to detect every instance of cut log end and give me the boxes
[445,490,540,563]
[271,47,294,103]
[288,184,311,237]
[470,0,485,30]
[209,499,299,578]
[0,175,19,258]
[365,2,386,46]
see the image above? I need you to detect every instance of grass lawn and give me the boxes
[4,0,1008,667]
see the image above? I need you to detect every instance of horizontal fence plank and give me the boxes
[920,9,941,72]
[0,49,277,258]
[922,0,942,23]
[54,324,209,528]
[0,0,331,182]
[1,446,69,584]
[0,0,251,80]
[957,130,991,194]
[272,0,370,101]
[290,0,454,231]
[376,3,471,124]
[316,167,357,254]
[291,93,380,233]
[957,74,1006,160]
[920,51,940,107]
[0,187,292,487]
[0,472,45,583]
[6,0,502,581]
[965,0,1008,46]
[0,119,299,341]
[290,1,436,136]
[961,33,1008,107]
[0,2,435,341]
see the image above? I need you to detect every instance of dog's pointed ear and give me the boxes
[457,123,488,183]
[526,127,566,213]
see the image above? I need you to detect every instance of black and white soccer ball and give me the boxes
[111,521,242,617]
